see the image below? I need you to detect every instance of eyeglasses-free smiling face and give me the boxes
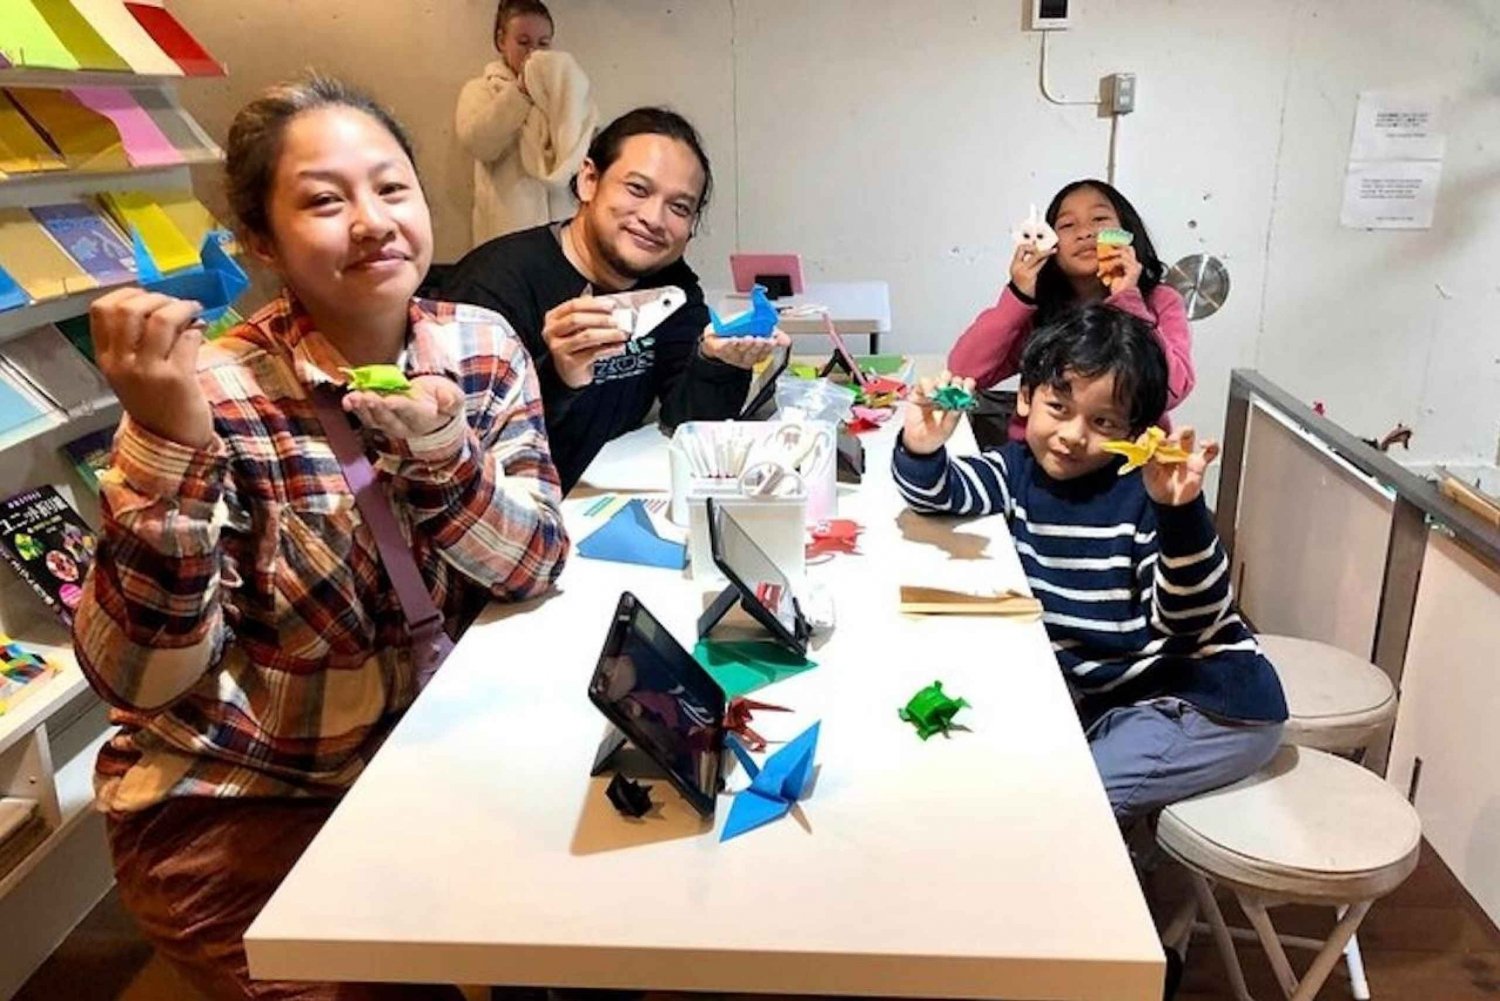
[574,133,705,282]
[1017,368,1134,481]
[253,105,433,324]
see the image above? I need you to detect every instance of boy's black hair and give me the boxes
[1034,179,1165,325]
[569,107,713,223]
[1019,303,1169,433]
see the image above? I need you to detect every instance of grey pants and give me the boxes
[1087,698,1284,824]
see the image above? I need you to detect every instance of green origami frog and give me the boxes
[898,680,971,740]
[930,385,978,413]
[341,365,412,395]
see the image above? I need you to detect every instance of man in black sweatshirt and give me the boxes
[444,106,788,492]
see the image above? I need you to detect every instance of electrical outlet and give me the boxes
[1105,72,1137,114]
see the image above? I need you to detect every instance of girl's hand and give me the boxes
[1009,242,1054,299]
[902,371,975,455]
[700,327,792,370]
[1142,427,1220,507]
[1100,244,1142,295]
[344,374,466,440]
[90,287,213,449]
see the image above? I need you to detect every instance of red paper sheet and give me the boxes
[123,3,223,76]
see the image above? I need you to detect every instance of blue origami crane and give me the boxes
[132,228,249,322]
[708,283,778,339]
[720,720,819,841]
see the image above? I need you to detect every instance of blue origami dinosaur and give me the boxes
[132,228,249,322]
[708,283,778,339]
[721,721,819,841]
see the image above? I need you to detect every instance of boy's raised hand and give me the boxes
[1142,427,1220,506]
[902,371,975,456]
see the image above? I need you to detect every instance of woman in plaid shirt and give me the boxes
[74,76,567,1000]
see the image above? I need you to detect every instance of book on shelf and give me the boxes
[0,796,50,883]
[30,202,137,286]
[0,634,60,715]
[0,323,113,416]
[59,424,116,494]
[0,485,97,626]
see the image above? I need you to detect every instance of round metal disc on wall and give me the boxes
[1164,254,1230,320]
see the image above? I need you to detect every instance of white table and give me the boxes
[245,423,1163,1000]
[714,280,891,353]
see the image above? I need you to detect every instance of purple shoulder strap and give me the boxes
[307,385,453,686]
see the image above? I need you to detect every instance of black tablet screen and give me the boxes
[590,595,725,808]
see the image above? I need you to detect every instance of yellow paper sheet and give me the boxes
[152,189,231,251]
[65,0,181,76]
[6,87,130,171]
[32,0,131,70]
[0,0,81,69]
[0,207,98,300]
[98,191,199,273]
[0,91,65,173]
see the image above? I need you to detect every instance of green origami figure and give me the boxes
[930,385,978,413]
[341,365,412,395]
[898,680,970,739]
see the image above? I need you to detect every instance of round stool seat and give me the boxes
[1259,634,1397,751]
[1158,745,1421,904]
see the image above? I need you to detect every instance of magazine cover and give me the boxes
[0,486,97,625]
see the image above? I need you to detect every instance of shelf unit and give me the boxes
[0,41,226,1001]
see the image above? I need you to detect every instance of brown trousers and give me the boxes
[107,797,466,1001]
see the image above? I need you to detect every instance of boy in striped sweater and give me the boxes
[894,303,1286,823]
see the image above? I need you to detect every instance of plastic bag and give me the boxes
[774,376,856,426]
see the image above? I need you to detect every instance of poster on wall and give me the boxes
[1341,90,1445,230]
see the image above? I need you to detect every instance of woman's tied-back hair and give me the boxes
[495,1,553,46]
[224,74,418,241]
[1019,302,1169,434]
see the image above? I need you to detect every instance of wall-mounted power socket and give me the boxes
[1104,72,1137,114]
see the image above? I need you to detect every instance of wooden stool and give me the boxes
[1259,635,1397,754]
[1158,745,1420,1001]
[1261,633,1399,998]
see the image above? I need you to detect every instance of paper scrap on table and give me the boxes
[576,498,686,570]
[898,585,1042,619]
[693,639,815,699]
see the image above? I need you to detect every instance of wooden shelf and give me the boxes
[0,726,110,900]
[0,68,186,90]
[0,284,122,344]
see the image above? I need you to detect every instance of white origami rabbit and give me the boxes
[1011,204,1058,253]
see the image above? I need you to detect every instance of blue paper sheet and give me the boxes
[0,264,26,312]
[0,373,46,436]
[721,721,820,841]
[576,498,687,570]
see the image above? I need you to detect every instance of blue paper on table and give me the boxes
[0,265,26,312]
[132,228,247,322]
[721,721,820,841]
[576,498,687,570]
[708,283,777,339]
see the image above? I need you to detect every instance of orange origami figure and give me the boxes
[1100,427,1190,475]
[1096,227,1134,288]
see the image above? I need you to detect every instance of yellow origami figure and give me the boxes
[1101,427,1191,475]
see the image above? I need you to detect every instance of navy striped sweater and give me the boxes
[894,438,1287,723]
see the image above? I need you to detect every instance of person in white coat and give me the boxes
[456,1,599,246]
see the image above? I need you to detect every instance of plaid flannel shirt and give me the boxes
[75,294,568,813]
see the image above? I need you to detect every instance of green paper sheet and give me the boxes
[32,0,130,70]
[693,639,816,699]
[0,0,80,69]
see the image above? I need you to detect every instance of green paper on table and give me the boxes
[898,680,970,739]
[929,385,978,412]
[341,365,411,394]
[693,639,816,698]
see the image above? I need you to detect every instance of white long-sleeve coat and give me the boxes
[455,50,598,246]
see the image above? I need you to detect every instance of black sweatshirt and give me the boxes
[443,224,750,492]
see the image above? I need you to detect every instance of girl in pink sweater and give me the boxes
[948,179,1194,440]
